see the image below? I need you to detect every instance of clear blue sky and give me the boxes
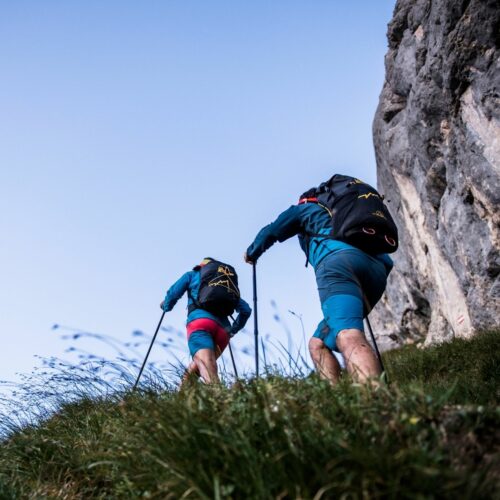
[0,1,395,382]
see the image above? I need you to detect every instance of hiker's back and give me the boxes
[313,174,398,255]
[297,202,331,234]
[190,259,240,317]
[296,175,398,267]
[245,173,398,270]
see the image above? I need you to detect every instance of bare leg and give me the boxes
[193,348,219,384]
[336,328,381,383]
[180,360,200,388]
[309,337,341,385]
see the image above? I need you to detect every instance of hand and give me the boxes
[244,252,254,264]
[160,300,166,311]
[228,321,239,337]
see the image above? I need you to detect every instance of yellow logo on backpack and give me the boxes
[358,192,381,200]
[217,265,235,276]
[209,266,239,295]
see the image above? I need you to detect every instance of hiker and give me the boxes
[161,258,251,384]
[244,174,396,384]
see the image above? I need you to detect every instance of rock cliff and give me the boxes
[372,0,499,348]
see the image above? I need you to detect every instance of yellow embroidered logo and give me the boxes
[372,210,386,219]
[358,192,380,200]
[209,278,232,290]
[217,265,234,276]
[209,266,239,295]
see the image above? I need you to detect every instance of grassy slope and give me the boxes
[0,331,499,499]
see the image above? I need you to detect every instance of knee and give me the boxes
[309,337,326,361]
[336,329,370,355]
[194,348,216,366]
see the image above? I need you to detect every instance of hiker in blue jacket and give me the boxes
[161,258,251,384]
[244,178,394,384]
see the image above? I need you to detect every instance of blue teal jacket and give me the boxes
[162,270,252,335]
[246,202,393,273]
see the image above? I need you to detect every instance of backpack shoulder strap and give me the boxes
[297,198,333,267]
[316,201,332,218]
[187,268,201,313]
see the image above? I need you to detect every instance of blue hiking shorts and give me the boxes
[187,318,230,357]
[312,250,389,351]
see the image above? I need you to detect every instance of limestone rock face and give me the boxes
[372,0,499,349]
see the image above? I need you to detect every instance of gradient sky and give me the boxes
[0,0,396,383]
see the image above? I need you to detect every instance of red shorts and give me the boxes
[186,318,230,356]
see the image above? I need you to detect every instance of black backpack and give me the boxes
[301,174,398,255]
[191,259,240,317]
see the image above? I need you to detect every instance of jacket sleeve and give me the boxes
[246,205,303,261]
[230,298,252,335]
[378,254,394,276]
[162,271,193,312]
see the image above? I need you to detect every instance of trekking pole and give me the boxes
[227,315,239,378]
[133,310,166,390]
[252,263,259,377]
[227,341,239,378]
[365,316,387,381]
